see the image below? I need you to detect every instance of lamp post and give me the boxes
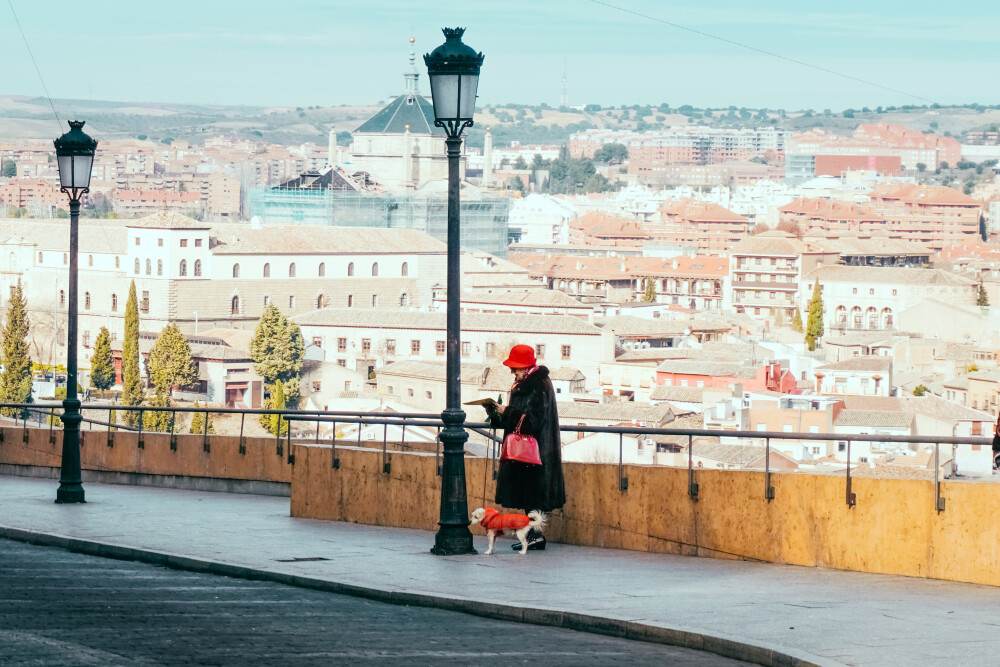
[53,120,97,504]
[424,27,483,556]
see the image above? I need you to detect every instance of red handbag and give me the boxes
[500,414,542,465]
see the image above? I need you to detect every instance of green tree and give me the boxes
[790,308,803,333]
[250,304,304,407]
[593,143,629,164]
[912,385,928,396]
[121,281,144,426]
[142,389,172,432]
[90,327,115,390]
[513,155,527,169]
[263,380,288,437]
[189,402,215,435]
[642,277,656,302]
[147,323,196,395]
[980,215,989,242]
[1,159,15,178]
[805,280,825,351]
[916,163,927,172]
[0,279,33,416]
[510,175,525,192]
[978,276,990,307]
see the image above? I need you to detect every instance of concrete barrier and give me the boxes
[289,443,1000,587]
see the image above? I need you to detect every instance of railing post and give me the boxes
[137,409,144,449]
[276,411,283,457]
[202,409,210,453]
[490,426,498,481]
[765,437,775,501]
[106,407,114,448]
[618,432,628,491]
[22,413,28,443]
[286,427,293,465]
[48,409,56,444]
[315,420,320,444]
[846,439,856,507]
[238,412,246,456]
[330,419,339,469]
[382,423,391,474]
[935,442,946,512]
[436,425,442,476]
[687,434,698,499]
[169,410,177,451]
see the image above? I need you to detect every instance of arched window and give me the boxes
[288,262,296,277]
[63,253,68,265]
[851,306,863,328]
[134,258,140,274]
[59,290,65,306]
[399,293,408,307]
[347,262,354,277]
[835,305,847,323]
[179,260,187,276]
[194,260,202,277]
[145,259,151,275]
[401,262,408,277]
[316,294,326,309]
[347,294,354,308]
[318,262,326,277]
[882,308,894,329]
[372,294,378,307]
[85,292,91,310]
[263,262,270,278]
[38,251,43,264]
[157,259,163,276]
[232,263,240,278]
[866,307,878,329]
[112,294,118,312]
[371,262,378,277]
[231,296,240,315]
[88,255,93,267]
[115,256,120,269]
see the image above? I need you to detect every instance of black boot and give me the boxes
[512,528,546,551]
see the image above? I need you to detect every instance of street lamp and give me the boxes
[424,28,483,556]
[53,120,97,504]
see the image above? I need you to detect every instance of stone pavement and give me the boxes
[2,475,999,667]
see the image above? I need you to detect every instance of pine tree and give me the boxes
[642,277,656,302]
[0,278,33,416]
[790,308,803,333]
[121,281,144,426]
[147,323,196,395]
[250,304,304,408]
[90,327,115,391]
[142,390,172,432]
[805,280,825,351]
[978,275,990,307]
[189,401,215,435]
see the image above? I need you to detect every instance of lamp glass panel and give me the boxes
[459,74,479,120]
[430,74,459,121]
[57,155,74,188]
[71,155,94,188]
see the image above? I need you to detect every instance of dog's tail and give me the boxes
[527,510,546,531]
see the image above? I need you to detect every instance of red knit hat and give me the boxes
[502,344,536,368]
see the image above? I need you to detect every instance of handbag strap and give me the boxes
[514,413,526,435]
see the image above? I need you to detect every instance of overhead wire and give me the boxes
[7,0,63,129]
[586,0,938,105]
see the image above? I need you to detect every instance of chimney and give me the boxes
[483,127,493,187]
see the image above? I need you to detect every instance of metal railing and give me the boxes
[1,401,991,513]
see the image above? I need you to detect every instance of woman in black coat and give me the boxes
[486,344,565,550]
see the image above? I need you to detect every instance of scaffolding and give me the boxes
[248,187,510,258]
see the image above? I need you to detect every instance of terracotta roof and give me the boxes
[458,290,589,309]
[834,409,914,428]
[378,360,487,383]
[780,198,882,222]
[292,309,603,336]
[897,395,993,422]
[126,211,210,230]
[594,316,730,337]
[658,200,747,223]
[804,265,975,287]
[556,401,674,424]
[817,357,893,372]
[729,233,834,257]
[654,360,762,378]
[690,443,767,466]
[629,255,729,278]
[870,183,979,207]
[649,385,705,403]
[209,226,447,255]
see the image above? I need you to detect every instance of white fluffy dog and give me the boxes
[470,507,546,555]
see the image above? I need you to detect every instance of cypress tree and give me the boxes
[978,276,990,307]
[790,307,803,333]
[121,281,144,426]
[805,280,825,352]
[642,277,656,302]
[267,380,288,437]
[90,326,115,390]
[250,304,304,408]
[0,278,33,416]
[190,401,214,435]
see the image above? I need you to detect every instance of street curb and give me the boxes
[0,526,840,667]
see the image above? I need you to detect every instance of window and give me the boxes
[288,262,296,277]
[812,446,821,454]
[436,340,445,356]
[263,295,270,306]
[371,262,379,277]
[82,331,90,347]
[194,239,202,247]
[892,289,897,296]
[399,293,408,307]
[88,255,93,267]
[157,259,163,276]
[809,425,819,434]
[289,295,296,308]
[362,338,371,353]
[347,262,354,277]
[194,260,201,277]
[145,259,151,275]
[111,294,118,312]
[312,381,321,392]
[263,263,270,277]
[84,292,91,310]
[59,290,65,306]
[535,344,546,359]
[316,294,326,309]
[838,442,846,452]
[485,342,495,358]
[38,251,44,264]
[338,338,347,352]
[411,340,420,354]
[372,294,378,307]
[347,294,354,307]
[115,256,120,269]
[462,341,471,357]
[230,295,239,314]
[318,262,325,277]
[408,388,414,397]
[782,424,793,432]
[756,424,766,432]
[401,262,408,277]
[135,237,141,246]
[386,386,394,395]
[232,263,240,278]
[312,337,323,347]
[157,238,163,247]
[386,339,396,355]
[337,359,346,367]
[179,260,187,276]
[141,291,150,313]
[426,391,432,399]
[852,287,858,294]
[869,288,874,295]
[562,345,571,360]
[180,239,188,247]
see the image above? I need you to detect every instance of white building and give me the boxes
[507,194,577,245]
[814,357,893,396]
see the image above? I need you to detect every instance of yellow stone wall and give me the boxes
[290,444,1000,587]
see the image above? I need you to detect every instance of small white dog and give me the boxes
[470,507,546,555]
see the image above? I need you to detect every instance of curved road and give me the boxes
[0,539,748,666]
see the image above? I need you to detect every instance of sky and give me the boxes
[3,0,1000,110]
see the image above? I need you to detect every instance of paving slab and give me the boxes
[2,475,999,666]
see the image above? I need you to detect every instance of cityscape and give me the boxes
[3,2,1000,665]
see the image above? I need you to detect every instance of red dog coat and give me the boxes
[477,507,530,536]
